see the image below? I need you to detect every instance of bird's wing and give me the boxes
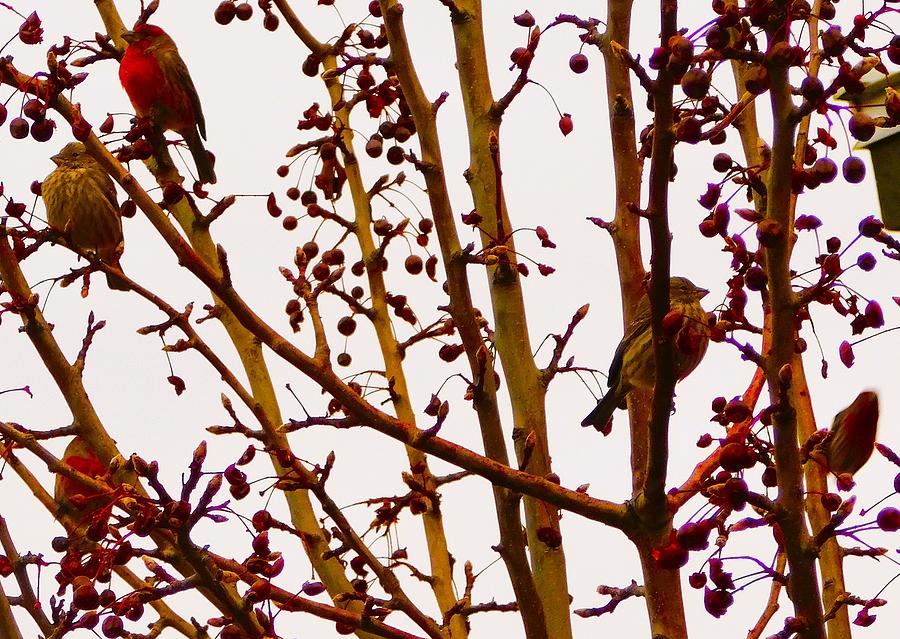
[88,168,119,212]
[607,312,649,387]
[160,47,208,139]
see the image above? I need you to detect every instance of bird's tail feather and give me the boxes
[184,128,217,184]
[580,389,621,435]
[105,271,129,291]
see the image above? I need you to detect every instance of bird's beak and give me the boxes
[697,287,710,299]
[50,153,64,166]
[121,30,137,43]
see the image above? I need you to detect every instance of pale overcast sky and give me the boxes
[2,1,900,637]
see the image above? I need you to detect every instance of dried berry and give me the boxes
[513,11,535,27]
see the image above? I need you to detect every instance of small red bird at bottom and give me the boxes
[54,436,108,517]
[119,23,217,184]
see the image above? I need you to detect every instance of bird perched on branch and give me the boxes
[43,142,128,291]
[119,23,217,184]
[54,436,108,518]
[822,390,879,477]
[581,277,711,433]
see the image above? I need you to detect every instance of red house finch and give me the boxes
[823,390,879,476]
[582,277,710,433]
[54,436,107,517]
[119,23,217,184]
[43,142,127,291]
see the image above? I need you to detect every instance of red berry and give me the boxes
[676,521,711,551]
[756,218,784,247]
[73,583,100,610]
[23,98,46,121]
[569,53,589,74]
[877,507,900,532]
[704,587,734,618]
[745,266,768,291]
[848,112,875,142]
[681,67,711,99]
[302,54,320,77]
[720,442,753,471]
[800,76,824,103]
[386,145,405,164]
[322,248,345,265]
[857,252,876,272]
[366,134,383,158]
[705,24,730,50]
[404,254,423,274]
[214,1,236,24]
[812,157,837,183]
[30,118,56,142]
[652,542,689,570]
[337,316,357,336]
[263,12,279,31]
[10,116,30,138]
[676,116,702,143]
[235,2,253,20]
[510,47,531,68]
[712,153,732,172]
[698,218,718,238]
[394,126,411,143]
[101,616,124,638]
[689,572,707,589]
[302,580,326,596]
[229,482,250,499]
[744,65,770,95]
[842,156,866,184]
[302,241,319,259]
[820,493,842,511]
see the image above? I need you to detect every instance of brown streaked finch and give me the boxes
[582,277,710,433]
[43,142,127,291]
